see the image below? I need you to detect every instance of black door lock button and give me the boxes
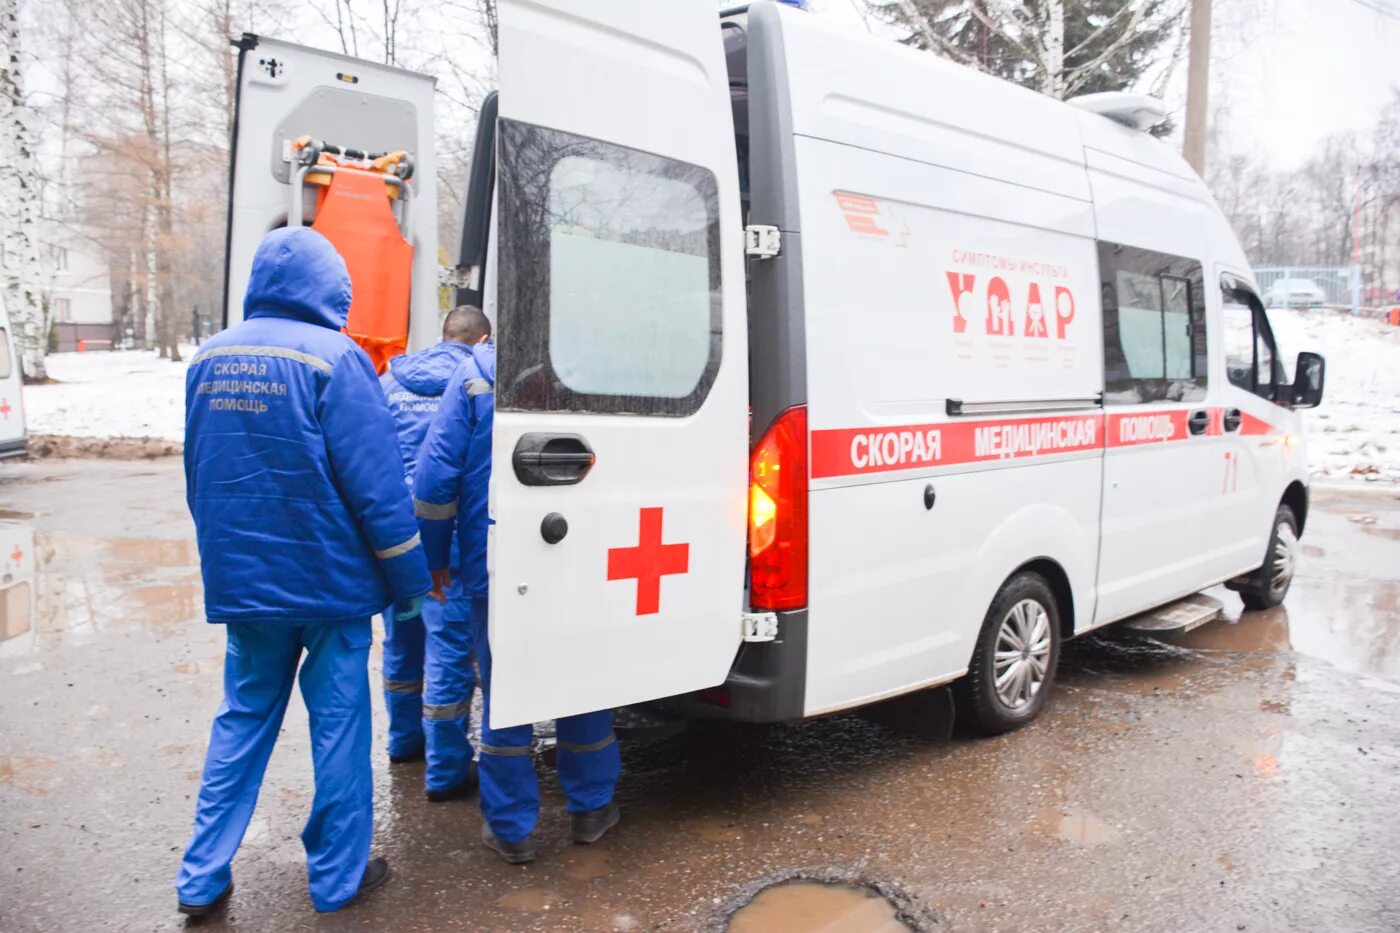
[541,512,569,544]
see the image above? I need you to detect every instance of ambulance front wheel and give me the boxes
[955,572,1061,736]
[1234,505,1299,612]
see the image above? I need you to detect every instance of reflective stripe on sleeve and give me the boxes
[382,678,423,695]
[375,532,422,560]
[465,378,492,397]
[479,743,531,757]
[557,733,617,755]
[422,700,472,720]
[413,498,457,520]
[192,345,334,374]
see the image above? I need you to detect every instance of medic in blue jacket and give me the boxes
[175,228,430,916]
[378,306,491,804]
[413,330,621,865]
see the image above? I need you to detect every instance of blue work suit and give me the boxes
[414,353,620,844]
[378,341,474,766]
[178,227,431,912]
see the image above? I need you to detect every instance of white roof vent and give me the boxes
[1067,92,1168,132]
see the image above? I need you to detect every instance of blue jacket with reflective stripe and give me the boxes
[380,341,474,485]
[185,227,432,625]
[413,345,495,600]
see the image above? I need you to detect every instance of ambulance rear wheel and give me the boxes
[956,572,1061,736]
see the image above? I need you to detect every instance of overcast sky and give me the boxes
[814,0,1400,169]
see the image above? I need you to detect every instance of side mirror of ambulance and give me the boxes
[1289,351,1325,409]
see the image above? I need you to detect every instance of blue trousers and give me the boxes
[471,597,620,843]
[422,601,477,792]
[382,606,426,759]
[176,620,372,913]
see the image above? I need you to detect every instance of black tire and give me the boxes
[1235,505,1298,611]
[955,571,1061,736]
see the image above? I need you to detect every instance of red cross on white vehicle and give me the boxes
[606,508,690,616]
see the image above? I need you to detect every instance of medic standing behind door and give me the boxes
[176,228,431,916]
[413,338,622,864]
[378,307,491,805]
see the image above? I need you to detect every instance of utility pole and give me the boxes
[1183,0,1212,176]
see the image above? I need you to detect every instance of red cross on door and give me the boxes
[606,507,690,616]
[10,545,21,565]
[0,398,11,420]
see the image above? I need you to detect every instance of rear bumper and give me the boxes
[0,435,28,460]
[661,608,809,723]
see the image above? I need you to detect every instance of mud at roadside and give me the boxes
[21,433,182,460]
[1,463,1399,933]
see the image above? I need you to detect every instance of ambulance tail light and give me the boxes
[748,405,807,611]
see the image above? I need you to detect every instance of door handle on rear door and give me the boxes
[1222,408,1242,433]
[1188,409,1210,436]
[512,434,596,486]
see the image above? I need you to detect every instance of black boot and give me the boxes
[425,763,479,802]
[481,822,537,864]
[388,747,425,764]
[317,858,390,912]
[571,801,620,844]
[177,881,232,918]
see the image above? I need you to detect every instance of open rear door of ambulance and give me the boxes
[488,1,748,728]
[222,36,439,351]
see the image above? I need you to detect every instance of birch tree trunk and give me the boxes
[0,0,49,381]
[1043,0,1066,98]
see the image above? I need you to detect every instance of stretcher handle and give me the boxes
[293,135,415,180]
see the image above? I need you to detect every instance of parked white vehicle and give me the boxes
[0,291,27,460]
[223,1,1326,734]
[1264,277,1327,308]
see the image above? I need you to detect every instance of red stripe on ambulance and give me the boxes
[1106,410,1189,446]
[810,413,1101,479]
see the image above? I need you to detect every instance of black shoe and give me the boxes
[571,802,620,844]
[388,747,425,764]
[425,764,478,802]
[317,858,390,913]
[177,881,232,918]
[481,822,537,864]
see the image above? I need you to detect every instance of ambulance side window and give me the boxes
[1221,281,1280,401]
[1098,242,1208,405]
[495,119,722,416]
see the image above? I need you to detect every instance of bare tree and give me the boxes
[876,0,1186,101]
[0,0,49,380]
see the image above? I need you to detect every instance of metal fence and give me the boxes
[1252,265,1362,314]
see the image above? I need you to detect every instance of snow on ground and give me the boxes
[22,348,190,441]
[16,316,1400,483]
[1272,308,1400,484]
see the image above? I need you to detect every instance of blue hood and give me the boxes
[468,342,496,385]
[244,227,352,330]
[387,341,472,396]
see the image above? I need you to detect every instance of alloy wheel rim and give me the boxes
[1270,523,1298,596]
[993,598,1051,710]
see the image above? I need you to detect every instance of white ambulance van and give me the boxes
[0,291,27,460]
[223,1,1325,734]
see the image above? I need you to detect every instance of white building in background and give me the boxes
[41,224,112,349]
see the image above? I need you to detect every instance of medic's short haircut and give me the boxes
[443,305,491,344]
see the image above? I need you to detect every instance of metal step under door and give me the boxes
[1118,592,1225,635]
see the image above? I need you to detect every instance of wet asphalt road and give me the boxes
[1,459,1398,932]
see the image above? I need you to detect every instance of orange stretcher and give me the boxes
[290,136,415,373]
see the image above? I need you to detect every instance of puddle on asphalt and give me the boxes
[727,882,911,933]
[1038,807,1119,845]
[496,887,564,913]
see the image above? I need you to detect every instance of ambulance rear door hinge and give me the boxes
[744,224,781,259]
[741,610,779,643]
